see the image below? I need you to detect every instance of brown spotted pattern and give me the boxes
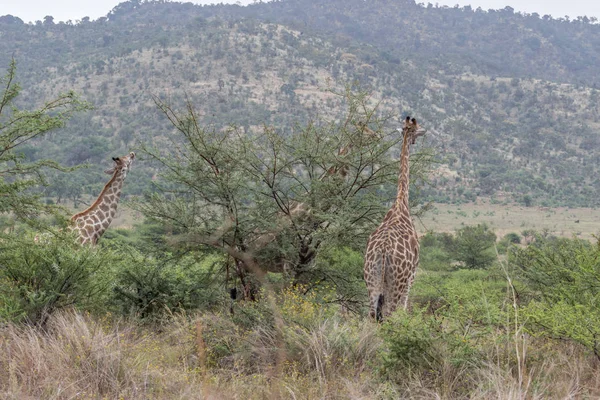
[363,119,425,320]
[70,152,135,245]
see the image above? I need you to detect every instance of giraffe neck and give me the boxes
[71,170,126,243]
[394,133,411,212]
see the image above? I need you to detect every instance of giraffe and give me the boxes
[324,120,381,179]
[233,121,382,298]
[70,152,135,245]
[363,117,426,321]
[283,120,381,225]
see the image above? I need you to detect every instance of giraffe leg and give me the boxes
[399,252,419,311]
[401,269,417,310]
[396,283,409,312]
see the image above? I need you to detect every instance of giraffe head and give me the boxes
[401,116,426,145]
[104,152,136,179]
[355,120,383,142]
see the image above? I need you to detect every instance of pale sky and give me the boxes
[1,0,599,24]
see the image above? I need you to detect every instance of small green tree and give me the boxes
[0,233,116,326]
[0,59,89,222]
[452,223,497,269]
[112,251,223,319]
[419,231,455,271]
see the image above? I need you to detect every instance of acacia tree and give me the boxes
[137,88,434,299]
[0,59,89,222]
[452,223,497,269]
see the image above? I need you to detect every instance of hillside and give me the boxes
[1,0,600,207]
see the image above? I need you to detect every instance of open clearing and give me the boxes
[417,200,600,240]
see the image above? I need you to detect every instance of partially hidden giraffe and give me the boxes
[324,120,381,179]
[284,121,382,221]
[235,121,382,298]
[70,152,135,245]
[363,117,426,321]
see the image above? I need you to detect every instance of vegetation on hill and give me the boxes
[1,0,600,206]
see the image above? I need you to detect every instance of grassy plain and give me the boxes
[94,198,600,240]
[417,200,600,240]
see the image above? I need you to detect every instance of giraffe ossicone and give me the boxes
[70,152,135,245]
[363,117,426,321]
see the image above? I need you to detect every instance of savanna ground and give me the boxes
[419,200,600,241]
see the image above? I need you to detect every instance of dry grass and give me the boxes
[1,311,600,399]
[0,311,204,399]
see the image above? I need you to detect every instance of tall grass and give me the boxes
[0,311,204,399]
[1,308,599,399]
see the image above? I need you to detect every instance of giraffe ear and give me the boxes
[104,167,116,175]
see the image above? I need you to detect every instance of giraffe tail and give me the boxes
[374,252,392,322]
[376,293,384,322]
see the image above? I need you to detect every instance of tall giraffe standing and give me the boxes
[363,117,426,321]
[71,152,135,245]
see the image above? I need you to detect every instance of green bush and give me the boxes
[440,269,507,337]
[112,251,223,318]
[0,232,114,326]
[452,224,497,269]
[378,308,439,372]
[497,232,521,254]
[420,245,453,272]
[412,267,508,334]
[378,306,477,379]
[504,232,521,244]
[309,246,367,312]
[419,231,455,271]
[514,238,600,357]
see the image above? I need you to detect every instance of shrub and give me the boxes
[378,307,440,372]
[309,246,367,313]
[497,232,521,254]
[112,251,223,319]
[504,232,521,244]
[0,232,115,326]
[452,224,497,269]
[418,231,455,272]
[514,238,600,358]
[420,245,453,272]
